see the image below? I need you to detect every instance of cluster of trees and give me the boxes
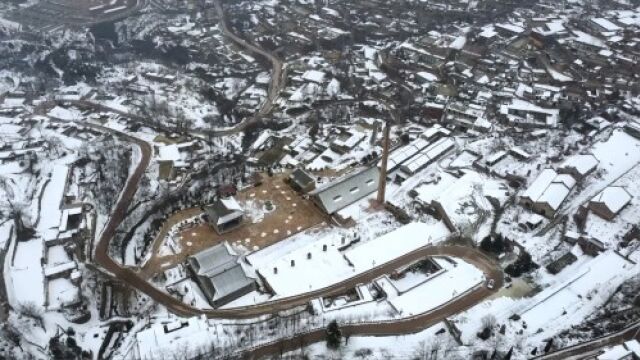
[480,234,506,255]
[505,251,538,278]
[481,234,537,278]
[116,159,244,262]
[49,328,91,360]
[360,151,379,165]
[34,45,100,85]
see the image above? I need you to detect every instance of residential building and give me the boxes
[589,186,632,221]
[520,169,576,218]
[558,154,599,180]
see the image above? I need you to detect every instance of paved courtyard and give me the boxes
[140,172,329,278]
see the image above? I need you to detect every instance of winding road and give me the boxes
[213,0,285,119]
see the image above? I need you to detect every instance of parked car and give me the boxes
[486,279,495,289]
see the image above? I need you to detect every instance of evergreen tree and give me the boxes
[326,320,342,349]
[492,234,505,254]
[480,236,492,252]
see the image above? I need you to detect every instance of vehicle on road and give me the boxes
[486,279,495,289]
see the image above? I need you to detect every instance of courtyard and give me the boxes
[139,172,329,278]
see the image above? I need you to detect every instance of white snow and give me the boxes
[10,239,45,306]
[344,222,449,270]
[387,258,484,316]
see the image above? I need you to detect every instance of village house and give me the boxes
[588,186,632,221]
[520,168,576,218]
[558,154,599,181]
[397,137,456,178]
[499,98,560,128]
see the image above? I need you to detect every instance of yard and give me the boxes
[139,172,329,278]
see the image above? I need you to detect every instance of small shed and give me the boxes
[288,168,316,193]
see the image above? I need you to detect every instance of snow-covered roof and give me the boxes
[510,146,532,159]
[560,154,599,177]
[591,18,621,32]
[206,198,244,226]
[521,169,575,211]
[537,182,571,211]
[220,197,242,212]
[495,23,525,34]
[208,264,254,300]
[310,167,379,214]
[486,150,507,164]
[420,124,451,140]
[344,222,450,270]
[597,344,633,360]
[522,169,557,201]
[400,137,455,174]
[554,174,577,189]
[534,20,566,36]
[44,261,77,278]
[572,30,607,48]
[500,99,560,127]
[448,35,467,50]
[385,143,421,170]
[47,106,82,121]
[158,144,181,161]
[189,242,237,276]
[416,71,439,83]
[624,341,640,357]
[302,70,326,84]
[478,25,497,38]
[591,186,631,215]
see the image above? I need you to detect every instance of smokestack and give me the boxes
[377,121,391,204]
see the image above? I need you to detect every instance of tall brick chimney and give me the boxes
[377,121,391,204]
